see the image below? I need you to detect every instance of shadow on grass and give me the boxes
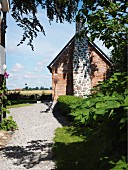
[52,126,127,170]
[2,140,53,169]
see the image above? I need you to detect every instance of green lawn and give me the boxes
[52,126,125,170]
[7,103,33,109]
[53,126,100,170]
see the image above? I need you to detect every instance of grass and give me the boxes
[52,126,120,170]
[7,103,33,109]
[54,126,85,144]
[9,99,37,105]
[53,126,98,170]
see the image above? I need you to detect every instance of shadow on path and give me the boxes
[40,101,71,126]
[40,101,53,113]
[52,102,72,127]
[1,140,53,169]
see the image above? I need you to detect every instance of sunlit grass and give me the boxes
[7,104,33,109]
[54,126,85,144]
[52,126,118,170]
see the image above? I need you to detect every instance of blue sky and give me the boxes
[6,11,111,90]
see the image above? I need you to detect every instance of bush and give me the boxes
[58,95,83,116]
[0,116,18,131]
[7,93,52,104]
[70,72,128,127]
[54,72,127,169]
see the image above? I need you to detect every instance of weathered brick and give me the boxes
[49,37,111,101]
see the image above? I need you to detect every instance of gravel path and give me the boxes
[0,103,63,170]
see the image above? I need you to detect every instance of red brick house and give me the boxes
[48,24,112,101]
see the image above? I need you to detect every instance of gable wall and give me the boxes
[51,42,74,101]
[50,38,111,101]
[89,46,111,87]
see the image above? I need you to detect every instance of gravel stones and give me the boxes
[0,103,62,170]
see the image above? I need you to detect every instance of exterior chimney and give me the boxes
[76,19,84,33]
[73,20,91,98]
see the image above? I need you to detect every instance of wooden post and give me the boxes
[0,74,2,122]
[0,12,7,121]
[1,12,6,119]
[0,1,10,122]
[0,11,2,122]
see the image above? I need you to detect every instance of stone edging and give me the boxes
[0,130,13,149]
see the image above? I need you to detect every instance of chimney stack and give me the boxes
[76,18,84,34]
[73,19,91,98]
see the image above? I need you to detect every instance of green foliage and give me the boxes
[55,72,127,169]
[0,71,18,131]
[7,103,32,109]
[53,126,127,170]
[109,156,128,170]
[93,72,128,95]
[0,116,18,131]
[77,0,127,71]
[70,72,127,127]
[79,1,127,47]
[0,79,11,117]
[58,95,83,116]
[54,126,85,144]
[11,0,79,50]
[11,0,127,73]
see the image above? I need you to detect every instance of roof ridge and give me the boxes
[47,35,112,72]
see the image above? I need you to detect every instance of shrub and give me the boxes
[70,72,128,127]
[7,92,21,100]
[58,95,83,116]
[0,116,18,131]
[54,73,128,170]
[69,72,127,169]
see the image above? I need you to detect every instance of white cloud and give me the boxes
[34,61,44,72]
[24,72,38,79]
[11,63,24,72]
[6,10,75,89]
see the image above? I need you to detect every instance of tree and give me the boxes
[35,86,39,90]
[76,0,127,72]
[40,86,44,90]
[11,0,79,50]
[11,0,127,71]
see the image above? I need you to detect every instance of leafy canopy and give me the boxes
[11,0,79,50]
[10,0,127,71]
[11,0,127,51]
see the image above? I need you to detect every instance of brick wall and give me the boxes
[51,42,74,101]
[51,38,111,101]
[89,45,111,88]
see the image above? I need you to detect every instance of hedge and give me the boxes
[58,95,83,116]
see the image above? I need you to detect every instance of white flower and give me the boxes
[3,64,7,70]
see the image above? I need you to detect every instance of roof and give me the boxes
[47,35,113,73]
[47,36,75,73]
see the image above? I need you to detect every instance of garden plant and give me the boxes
[53,72,128,170]
[0,65,18,131]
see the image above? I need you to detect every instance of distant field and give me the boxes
[7,90,52,95]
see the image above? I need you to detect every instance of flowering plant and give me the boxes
[0,64,17,130]
[0,64,10,117]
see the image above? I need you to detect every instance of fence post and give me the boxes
[0,1,10,121]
